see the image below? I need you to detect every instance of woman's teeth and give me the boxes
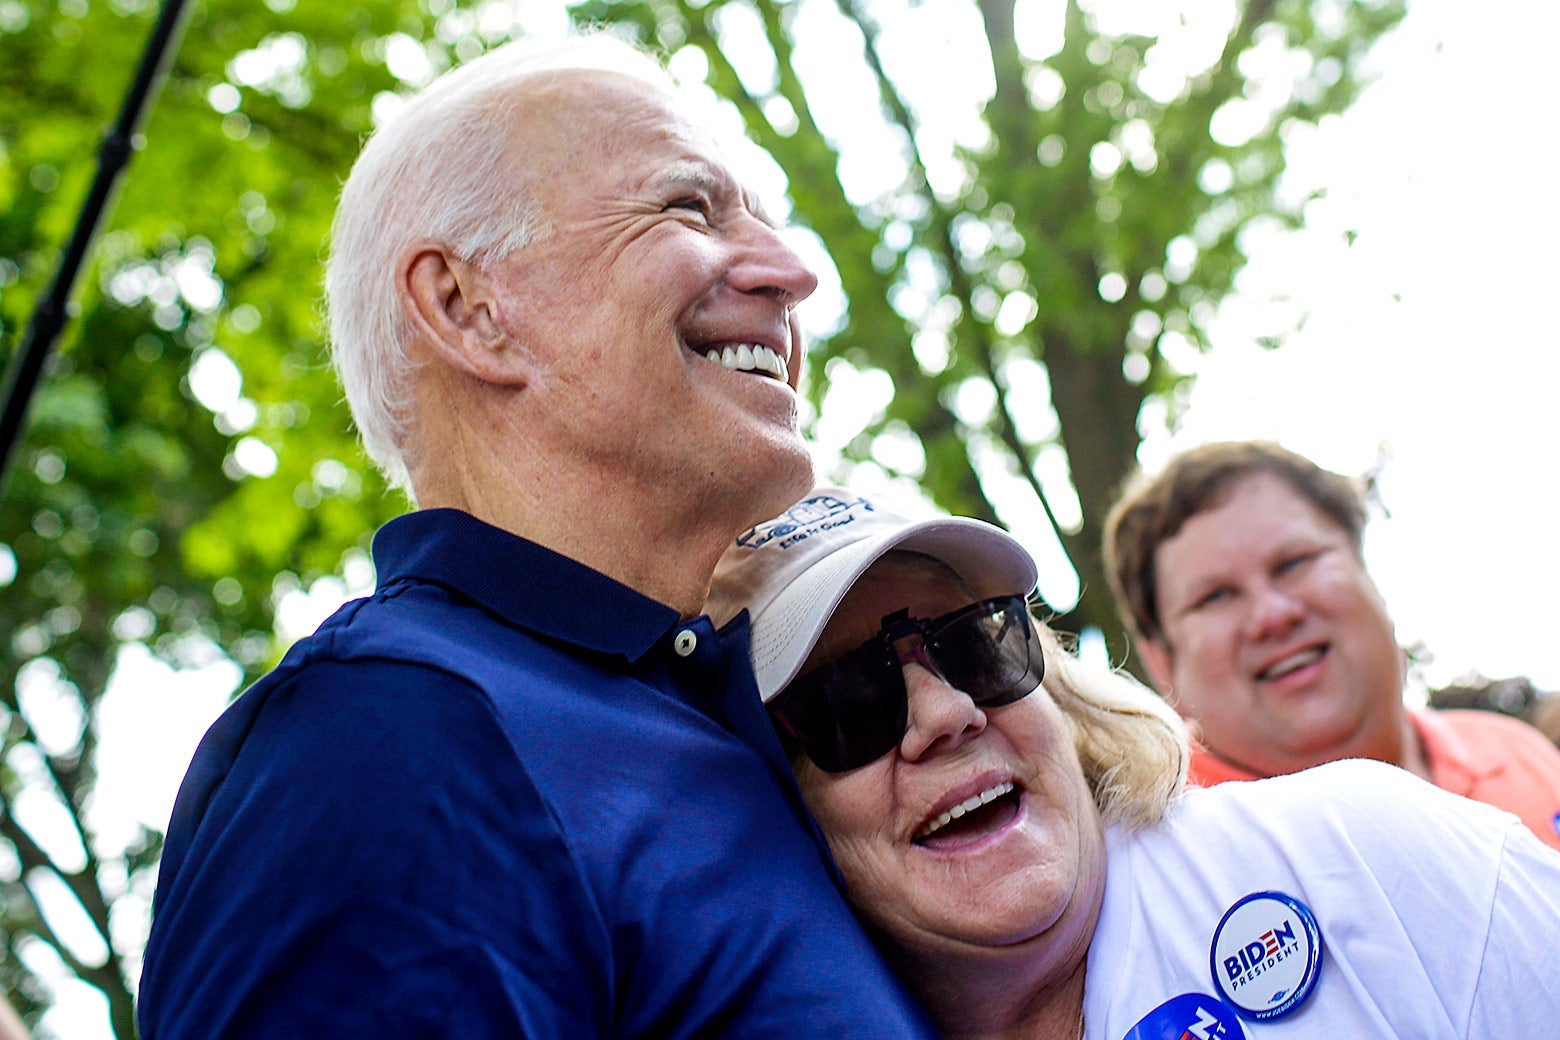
[707,343,787,379]
[918,781,1015,839]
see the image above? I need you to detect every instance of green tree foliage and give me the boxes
[589,0,1403,647]
[0,0,1403,1034]
[0,0,437,1032]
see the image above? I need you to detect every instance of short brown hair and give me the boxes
[1103,441,1367,645]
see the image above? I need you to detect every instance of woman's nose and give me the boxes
[898,660,987,762]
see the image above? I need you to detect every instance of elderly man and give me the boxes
[1104,439,1560,850]
[138,35,937,1039]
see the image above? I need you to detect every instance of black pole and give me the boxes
[0,0,195,496]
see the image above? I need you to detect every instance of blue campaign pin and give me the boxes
[1550,809,1559,841]
[1209,891,1323,1021]
[1120,992,1247,1040]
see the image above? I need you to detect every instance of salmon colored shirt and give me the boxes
[1188,708,1560,851]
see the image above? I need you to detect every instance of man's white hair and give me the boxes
[324,32,676,493]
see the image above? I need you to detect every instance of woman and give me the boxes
[707,486,1560,1040]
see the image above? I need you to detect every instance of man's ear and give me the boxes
[398,243,529,386]
[1137,636,1178,704]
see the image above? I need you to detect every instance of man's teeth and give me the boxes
[917,781,1015,839]
[1260,646,1325,681]
[706,343,786,380]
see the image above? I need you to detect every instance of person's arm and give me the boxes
[139,659,609,1039]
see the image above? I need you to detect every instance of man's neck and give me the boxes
[403,370,812,616]
[415,461,799,618]
[1396,711,1433,781]
[1197,708,1431,782]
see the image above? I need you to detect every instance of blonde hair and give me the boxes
[1035,624,1188,830]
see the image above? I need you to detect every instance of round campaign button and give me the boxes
[1209,891,1323,1021]
[1121,992,1247,1040]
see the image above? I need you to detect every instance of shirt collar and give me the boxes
[1411,707,1504,792]
[372,508,683,662]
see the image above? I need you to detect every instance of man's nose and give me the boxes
[1244,583,1306,641]
[727,218,818,307]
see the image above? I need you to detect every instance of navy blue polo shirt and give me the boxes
[139,508,935,1039]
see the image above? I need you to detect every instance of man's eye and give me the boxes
[1275,552,1314,576]
[667,196,713,221]
[1192,587,1232,610]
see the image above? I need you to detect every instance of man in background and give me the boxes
[138,33,938,1038]
[1104,439,1560,850]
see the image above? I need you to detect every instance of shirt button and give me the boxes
[673,630,698,657]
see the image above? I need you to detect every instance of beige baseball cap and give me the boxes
[705,486,1039,701]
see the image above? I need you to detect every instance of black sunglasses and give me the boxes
[768,595,1045,773]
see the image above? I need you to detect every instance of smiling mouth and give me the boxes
[915,781,1020,848]
[1257,645,1327,682]
[703,342,787,380]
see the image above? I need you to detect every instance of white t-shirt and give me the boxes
[1084,758,1560,1039]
